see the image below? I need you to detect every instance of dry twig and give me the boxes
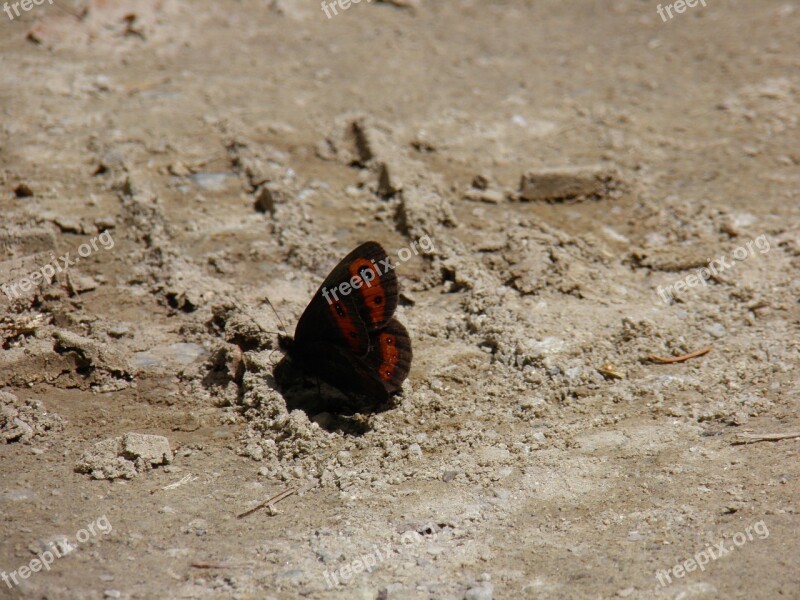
[190,562,251,569]
[732,431,800,445]
[149,474,197,495]
[597,362,625,380]
[648,345,712,364]
[237,486,299,519]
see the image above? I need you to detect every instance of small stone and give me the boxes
[519,396,545,410]
[95,216,117,231]
[168,161,192,177]
[312,412,333,428]
[476,446,511,465]
[107,324,131,339]
[464,583,494,600]
[189,172,233,191]
[14,183,33,198]
[67,272,99,294]
[0,488,38,501]
[76,433,172,480]
[53,215,82,233]
[275,569,305,585]
[464,189,505,204]
[184,518,207,536]
[254,183,286,213]
[472,174,489,190]
[518,165,621,202]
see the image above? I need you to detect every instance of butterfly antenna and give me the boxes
[230,300,283,338]
[267,348,283,367]
[261,295,288,335]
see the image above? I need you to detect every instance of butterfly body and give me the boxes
[278,242,412,404]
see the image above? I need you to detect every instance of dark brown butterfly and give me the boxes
[278,241,412,404]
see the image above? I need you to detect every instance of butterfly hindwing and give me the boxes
[362,318,412,394]
[289,319,411,401]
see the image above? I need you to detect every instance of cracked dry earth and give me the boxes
[1,1,799,599]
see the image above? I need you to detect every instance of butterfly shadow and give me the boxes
[273,356,396,436]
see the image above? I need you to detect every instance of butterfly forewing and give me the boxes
[335,242,398,331]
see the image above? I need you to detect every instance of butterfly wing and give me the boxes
[287,241,411,402]
[291,318,412,401]
[360,318,412,396]
[294,241,398,356]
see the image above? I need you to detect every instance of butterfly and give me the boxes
[277,241,412,405]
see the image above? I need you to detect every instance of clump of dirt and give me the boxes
[75,432,173,480]
[0,390,64,444]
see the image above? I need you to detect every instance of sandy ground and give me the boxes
[1,1,799,598]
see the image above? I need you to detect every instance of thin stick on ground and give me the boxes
[237,486,299,519]
[648,345,712,364]
[732,431,800,445]
[190,562,253,569]
[149,473,197,495]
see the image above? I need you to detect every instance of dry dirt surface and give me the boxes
[1,1,799,599]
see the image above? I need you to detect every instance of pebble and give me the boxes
[189,172,234,191]
[107,324,131,339]
[312,412,333,428]
[0,488,38,501]
[464,583,494,600]
[184,518,208,536]
[14,183,33,197]
[531,431,547,443]
[275,569,305,585]
[94,216,117,231]
[53,216,82,233]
